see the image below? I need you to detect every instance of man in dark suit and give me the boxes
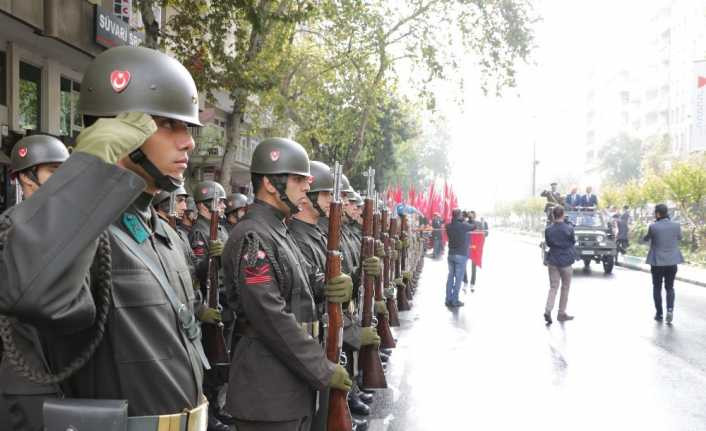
[565,186,581,208]
[580,186,598,207]
[643,204,684,324]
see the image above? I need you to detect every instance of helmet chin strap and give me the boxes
[268,175,300,215]
[129,148,183,192]
[307,192,327,218]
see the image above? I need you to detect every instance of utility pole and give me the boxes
[531,142,539,196]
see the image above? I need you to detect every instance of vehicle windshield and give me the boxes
[566,212,604,227]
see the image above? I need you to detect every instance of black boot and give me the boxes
[207,414,231,431]
[348,392,370,416]
[353,417,369,431]
[358,391,374,405]
[214,407,236,426]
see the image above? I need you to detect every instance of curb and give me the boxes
[616,259,706,288]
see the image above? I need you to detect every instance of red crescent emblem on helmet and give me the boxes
[18,147,27,158]
[270,150,280,162]
[110,70,131,93]
[202,188,208,195]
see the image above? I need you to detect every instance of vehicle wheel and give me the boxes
[582,257,591,268]
[603,256,614,274]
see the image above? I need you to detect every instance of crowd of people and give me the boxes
[0,46,427,431]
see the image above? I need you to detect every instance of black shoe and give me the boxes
[348,394,370,416]
[654,314,663,322]
[358,391,374,404]
[214,408,236,425]
[666,311,673,324]
[380,352,390,363]
[543,312,552,324]
[353,418,369,431]
[380,348,393,356]
[207,415,231,431]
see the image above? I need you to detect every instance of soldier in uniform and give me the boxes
[189,180,234,431]
[180,196,198,239]
[289,161,380,431]
[0,46,209,430]
[0,135,69,431]
[224,192,248,231]
[223,138,354,431]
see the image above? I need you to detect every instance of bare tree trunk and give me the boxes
[136,0,161,49]
[220,93,247,194]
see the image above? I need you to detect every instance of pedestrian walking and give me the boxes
[543,206,576,324]
[445,209,474,307]
[643,204,684,324]
[431,213,443,258]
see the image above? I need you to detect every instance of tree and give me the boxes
[135,0,162,49]
[598,133,642,185]
[165,0,314,192]
[662,156,706,251]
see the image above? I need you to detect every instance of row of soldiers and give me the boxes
[0,45,425,431]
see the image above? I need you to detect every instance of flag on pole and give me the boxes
[469,231,485,268]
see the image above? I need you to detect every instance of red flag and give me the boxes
[468,232,485,268]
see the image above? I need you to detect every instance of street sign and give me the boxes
[94,5,145,48]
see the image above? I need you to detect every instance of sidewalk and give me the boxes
[616,255,706,287]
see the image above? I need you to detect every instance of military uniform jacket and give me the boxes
[223,201,335,421]
[0,153,203,417]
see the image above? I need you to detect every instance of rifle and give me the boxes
[390,213,410,311]
[167,191,178,229]
[359,168,387,390]
[372,196,395,348]
[381,207,400,327]
[400,214,413,300]
[325,163,354,431]
[203,196,230,365]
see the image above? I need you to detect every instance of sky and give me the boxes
[440,0,648,213]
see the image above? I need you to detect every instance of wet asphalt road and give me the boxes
[366,231,706,431]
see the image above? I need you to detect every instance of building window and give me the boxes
[19,62,41,131]
[0,51,6,106]
[60,77,82,137]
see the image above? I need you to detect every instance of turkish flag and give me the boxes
[468,231,485,268]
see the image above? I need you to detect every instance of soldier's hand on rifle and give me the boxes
[384,286,396,299]
[74,112,157,164]
[360,327,381,347]
[363,256,381,277]
[374,300,389,319]
[375,241,386,258]
[328,364,352,391]
[197,307,222,324]
[209,240,224,258]
[394,277,405,288]
[325,273,353,303]
[402,270,412,281]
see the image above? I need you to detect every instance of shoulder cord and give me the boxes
[0,226,113,385]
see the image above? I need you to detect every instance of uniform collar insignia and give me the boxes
[122,212,151,244]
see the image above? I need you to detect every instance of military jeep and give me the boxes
[541,208,618,274]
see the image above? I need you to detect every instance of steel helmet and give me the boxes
[225,193,248,214]
[185,196,197,213]
[250,138,310,177]
[193,180,227,203]
[153,185,188,207]
[10,135,69,174]
[309,161,334,192]
[78,46,202,126]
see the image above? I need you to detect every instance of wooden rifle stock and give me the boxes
[400,214,413,300]
[203,207,229,365]
[325,192,354,431]
[391,217,410,311]
[381,209,400,327]
[359,194,387,389]
[373,211,395,348]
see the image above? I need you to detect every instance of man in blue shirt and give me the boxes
[445,209,474,307]
[544,205,576,324]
